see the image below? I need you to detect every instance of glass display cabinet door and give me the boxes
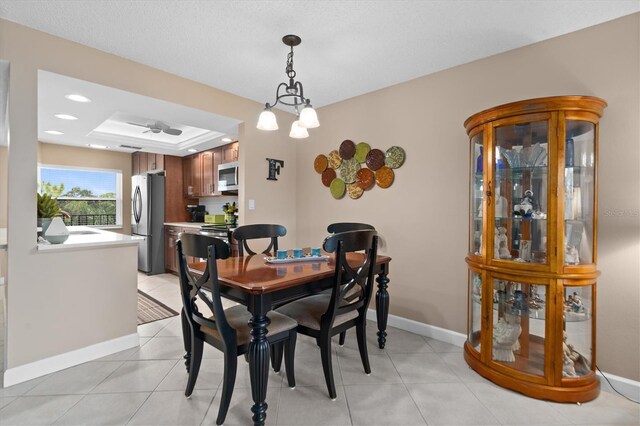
[470,132,484,256]
[491,278,547,377]
[493,121,549,264]
[564,121,595,265]
[562,284,593,379]
[468,270,482,352]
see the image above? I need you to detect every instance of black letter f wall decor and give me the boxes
[266,158,284,181]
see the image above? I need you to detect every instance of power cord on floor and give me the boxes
[596,364,639,404]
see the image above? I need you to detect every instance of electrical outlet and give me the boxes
[249,199,255,210]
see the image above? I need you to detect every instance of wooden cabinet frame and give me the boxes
[464,96,606,403]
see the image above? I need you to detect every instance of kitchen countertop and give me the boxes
[164,222,206,229]
[37,226,142,251]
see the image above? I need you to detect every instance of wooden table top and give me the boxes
[190,252,391,295]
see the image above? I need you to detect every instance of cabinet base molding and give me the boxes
[464,342,600,403]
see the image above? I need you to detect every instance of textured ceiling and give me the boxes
[1,1,639,108]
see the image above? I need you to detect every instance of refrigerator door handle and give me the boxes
[132,187,137,224]
[133,186,142,224]
[137,186,143,223]
[133,187,138,224]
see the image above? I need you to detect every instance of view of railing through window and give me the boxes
[39,166,122,227]
[57,197,117,226]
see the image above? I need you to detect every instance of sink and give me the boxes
[69,230,99,235]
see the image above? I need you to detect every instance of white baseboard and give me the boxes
[597,370,640,401]
[366,309,640,400]
[3,333,139,387]
[366,309,466,347]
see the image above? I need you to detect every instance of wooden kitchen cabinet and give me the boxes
[165,225,202,273]
[164,225,180,273]
[192,154,203,197]
[132,152,148,175]
[132,152,141,175]
[201,150,215,196]
[182,142,237,198]
[183,153,203,198]
[183,154,193,197]
[222,141,239,163]
[148,153,164,172]
[132,151,165,175]
[164,155,189,223]
[464,96,607,403]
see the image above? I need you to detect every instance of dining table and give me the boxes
[184,251,392,426]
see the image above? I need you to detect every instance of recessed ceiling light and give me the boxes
[87,144,108,150]
[44,130,64,135]
[187,148,197,153]
[221,137,233,142]
[54,113,78,120]
[65,94,91,103]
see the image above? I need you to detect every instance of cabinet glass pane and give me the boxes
[563,285,593,378]
[470,132,483,255]
[468,271,482,351]
[492,279,546,376]
[564,121,595,265]
[494,122,549,264]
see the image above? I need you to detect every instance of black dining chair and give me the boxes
[232,224,286,257]
[177,232,297,425]
[327,222,375,234]
[231,223,288,368]
[327,222,376,346]
[276,229,378,400]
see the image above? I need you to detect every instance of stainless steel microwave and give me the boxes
[218,161,239,191]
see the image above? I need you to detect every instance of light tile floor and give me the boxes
[0,272,637,425]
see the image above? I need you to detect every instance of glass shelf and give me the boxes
[496,166,548,177]
[494,217,547,222]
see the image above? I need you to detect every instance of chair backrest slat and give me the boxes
[232,224,286,256]
[321,230,378,327]
[327,222,375,234]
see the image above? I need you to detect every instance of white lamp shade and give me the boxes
[299,106,320,128]
[289,121,309,139]
[257,109,278,131]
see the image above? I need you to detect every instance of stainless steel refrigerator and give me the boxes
[132,173,165,274]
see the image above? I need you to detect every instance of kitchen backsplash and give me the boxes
[198,195,238,218]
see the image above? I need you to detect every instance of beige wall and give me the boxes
[297,14,640,380]
[38,142,133,234]
[1,14,638,382]
[0,19,296,370]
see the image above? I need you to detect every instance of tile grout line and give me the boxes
[46,359,130,424]
[335,343,355,426]
[125,358,181,425]
[458,379,503,425]
[386,345,430,425]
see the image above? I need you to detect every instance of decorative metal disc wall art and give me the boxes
[314,139,406,199]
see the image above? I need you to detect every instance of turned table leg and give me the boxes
[248,313,270,426]
[376,267,390,349]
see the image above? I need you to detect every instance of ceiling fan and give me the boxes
[127,120,182,136]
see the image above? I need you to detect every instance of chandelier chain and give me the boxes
[286,46,296,79]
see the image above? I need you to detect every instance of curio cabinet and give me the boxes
[464,96,606,402]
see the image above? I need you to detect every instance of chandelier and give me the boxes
[256,34,319,139]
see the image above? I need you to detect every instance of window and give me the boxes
[38,165,123,227]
